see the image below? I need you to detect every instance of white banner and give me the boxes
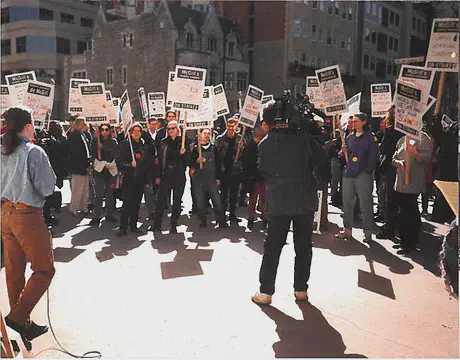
[239,85,264,128]
[23,80,55,130]
[212,84,230,118]
[187,86,214,124]
[166,71,176,108]
[170,65,207,111]
[138,87,149,119]
[105,91,118,125]
[394,80,425,140]
[1,85,12,114]
[148,92,166,119]
[120,90,133,132]
[306,76,324,110]
[112,97,121,124]
[315,65,348,115]
[68,78,90,116]
[370,83,392,117]
[79,83,109,124]
[425,18,459,72]
[6,71,37,106]
[340,93,361,126]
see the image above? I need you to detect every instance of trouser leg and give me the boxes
[384,172,398,232]
[194,180,206,223]
[248,182,260,221]
[144,182,154,215]
[293,212,314,292]
[155,182,170,227]
[355,172,374,236]
[229,175,241,215]
[342,177,355,231]
[220,175,230,213]
[105,176,116,215]
[94,176,105,218]
[207,181,225,224]
[398,192,421,250]
[171,180,186,225]
[120,178,134,231]
[129,181,145,230]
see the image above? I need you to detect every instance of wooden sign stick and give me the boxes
[234,125,246,163]
[181,112,187,151]
[405,136,410,185]
[434,72,446,117]
[198,137,203,170]
[333,115,337,139]
[337,119,349,163]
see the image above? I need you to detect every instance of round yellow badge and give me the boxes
[352,156,358,162]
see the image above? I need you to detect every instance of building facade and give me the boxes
[1,0,99,118]
[64,0,248,119]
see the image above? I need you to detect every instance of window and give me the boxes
[392,63,397,76]
[224,73,234,90]
[194,4,203,11]
[311,24,317,40]
[370,56,376,71]
[387,62,392,75]
[16,36,27,53]
[371,3,377,16]
[237,72,247,91]
[364,28,370,42]
[320,1,325,11]
[371,30,376,44]
[122,65,127,85]
[389,36,393,50]
[249,2,255,15]
[364,54,369,69]
[347,37,352,51]
[326,29,332,45]
[390,11,394,25]
[319,26,324,42]
[27,36,56,53]
[395,14,400,27]
[342,9,347,20]
[301,52,307,64]
[366,2,371,14]
[72,71,87,79]
[334,33,339,47]
[81,17,93,28]
[1,40,11,56]
[412,17,416,30]
[186,32,194,48]
[56,37,70,54]
[77,41,87,54]
[317,57,323,68]
[417,18,421,32]
[335,2,340,16]
[294,20,302,37]
[61,13,74,24]
[340,36,346,49]
[310,56,317,66]
[228,42,234,57]
[328,2,333,15]
[394,38,398,52]
[123,33,127,47]
[312,1,318,9]
[39,8,53,21]
[207,36,217,52]
[348,6,352,21]
[1,7,10,24]
[209,71,216,86]
[377,32,387,53]
[129,33,133,47]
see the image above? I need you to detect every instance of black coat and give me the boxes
[258,130,321,216]
[66,130,91,175]
[117,137,150,183]
[142,127,166,154]
[39,133,68,187]
[242,139,264,182]
[377,125,404,175]
[190,142,222,180]
[90,137,120,177]
[158,136,190,182]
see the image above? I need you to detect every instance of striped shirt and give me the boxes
[393,132,433,194]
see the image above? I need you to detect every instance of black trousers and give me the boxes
[220,172,241,215]
[155,176,186,226]
[259,212,314,295]
[383,172,399,232]
[397,192,421,250]
[120,177,144,231]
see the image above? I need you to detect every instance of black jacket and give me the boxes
[39,133,68,187]
[90,137,120,177]
[215,131,246,175]
[190,142,222,181]
[157,136,190,181]
[66,130,91,175]
[142,127,166,154]
[377,125,404,175]
[117,137,150,183]
[258,130,321,216]
[242,139,264,182]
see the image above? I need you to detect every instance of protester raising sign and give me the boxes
[166,71,176,108]
[79,83,109,124]
[315,65,348,115]
[170,66,207,111]
[6,71,37,106]
[23,80,55,130]
[394,80,425,140]
[239,85,264,128]
[68,78,90,116]
[148,92,166,119]
[340,93,361,126]
[1,85,12,114]
[425,18,459,72]
[138,87,149,119]
[370,84,392,117]
[306,76,324,110]
[212,84,230,117]
[259,94,274,120]
[187,86,214,128]
[120,90,134,132]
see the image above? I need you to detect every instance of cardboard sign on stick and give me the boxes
[166,71,176,108]
[340,93,361,126]
[425,18,459,72]
[239,85,264,128]
[148,92,166,119]
[6,71,37,106]
[23,80,55,130]
[315,65,348,115]
[112,97,121,124]
[120,90,134,133]
[371,84,392,117]
[68,78,90,116]
[187,86,214,126]
[1,85,13,114]
[212,84,230,117]
[394,80,425,140]
[79,83,109,124]
[138,87,149,119]
[171,66,207,111]
[306,76,324,109]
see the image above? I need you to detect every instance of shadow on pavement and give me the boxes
[259,302,368,358]
[95,237,146,263]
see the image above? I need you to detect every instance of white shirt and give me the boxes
[148,129,157,141]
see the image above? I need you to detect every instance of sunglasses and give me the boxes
[101,128,110,132]
[167,127,177,131]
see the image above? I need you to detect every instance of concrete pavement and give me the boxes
[1,181,458,358]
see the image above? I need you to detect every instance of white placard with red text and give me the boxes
[306,76,324,109]
[6,71,37,106]
[23,80,55,130]
[79,82,109,124]
[239,85,264,128]
[370,83,392,117]
[148,92,166,119]
[170,65,207,112]
[315,65,348,115]
[68,78,90,116]
[394,80,425,140]
[425,18,459,72]
[1,85,13,114]
[120,90,133,132]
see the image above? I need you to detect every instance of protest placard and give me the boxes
[239,85,264,128]
[370,83,392,117]
[187,87,214,126]
[306,76,324,109]
[68,78,90,116]
[441,114,454,128]
[170,66,207,111]
[148,92,166,119]
[340,93,361,125]
[394,80,425,140]
[6,71,37,106]
[138,87,149,119]
[315,65,348,115]
[1,85,12,114]
[425,18,459,72]
[422,95,437,116]
[399,65,435,92]
[185,120,213,130]
[105,91,118,124]
[259,94,275,120]
[212,84,230,117]
[79,83,108,124]
[166,71,176,108]
[120,90,133,131]
[23,80,54,129]
[112,97,121,124]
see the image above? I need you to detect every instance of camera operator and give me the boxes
[252,94,327,305]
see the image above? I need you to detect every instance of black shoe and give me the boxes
[229,215,242,223]
[5,317,48,341]
[247,220,254,230]
[45,216,60,226]
[117,229,127,237]
[105,214,117,223]
[89,218,101,226]
[376,230,395,239]
[170,225,178,234]
[397,248,413,256]
[29,321,49,335]
[392,244,401,249]
[130,227,146,235]
[218,222,228,229]
[374,215,384,222]
[199,221,208,228]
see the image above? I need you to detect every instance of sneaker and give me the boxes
[251,293,272,305]
[105,214,118,223]
[247,220,254,230]
[335,230,352,239]
[294,291,308,302]
[363,234,372,243]
[89,218,101,226]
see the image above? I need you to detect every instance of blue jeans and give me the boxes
[192,177,225,225]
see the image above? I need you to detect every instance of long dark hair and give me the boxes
[1,107,33,156]
[49,121,62,138]
[99,123,113,141]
